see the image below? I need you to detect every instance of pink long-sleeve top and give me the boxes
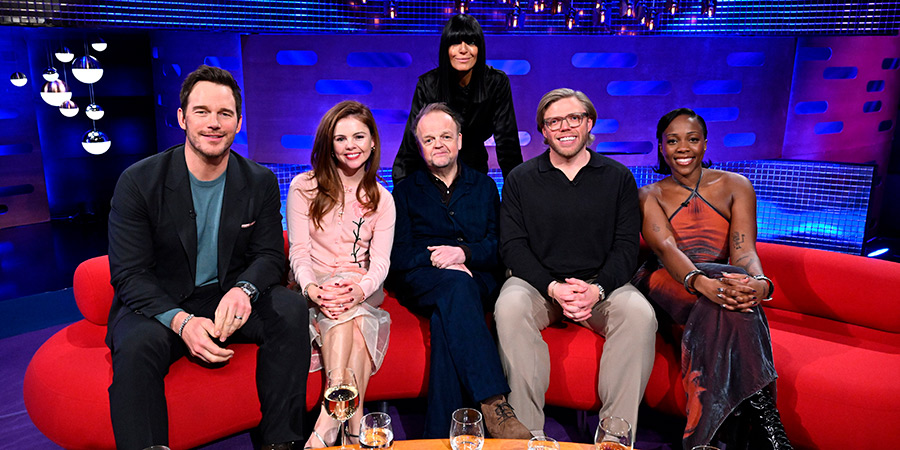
[286,172,396,299]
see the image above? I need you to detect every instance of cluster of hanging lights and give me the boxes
[9,37,111,155]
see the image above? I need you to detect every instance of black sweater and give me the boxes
[499,149,641,298]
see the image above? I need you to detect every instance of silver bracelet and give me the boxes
[178,314,195,337]
[683,269,704,295]
[302,283,313,300]
[753,274,775,301]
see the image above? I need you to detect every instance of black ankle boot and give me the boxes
[745,389,793,450]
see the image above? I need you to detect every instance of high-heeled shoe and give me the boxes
[304,426,342,450]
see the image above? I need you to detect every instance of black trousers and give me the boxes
[108,284,310,449]
[393,268,509,439]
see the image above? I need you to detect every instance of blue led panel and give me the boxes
[594,141,654,154]
[814,121,843,134]
[795,101,828,114]
[371,109,409,124]
[486,60,531,75]
[0,144,31,156]
[0,184,35,197]
[879,120,894,132]
[0,109,18,120]
[727,52,765,67]
[203,56,241,71]
[607,81,671,96]
[591,119,620,134]
[823,67,858,79]
[314,79,373,95]
[797,47,832,61]
[0,205,6,215]
[276,51,318,66]
[867,80,886,92]
[723,132,756,147]
[863,101,882,113]
[571,53,638,68]
[281,135,314,150]
[347,52,412,68]
[883,58,900,70]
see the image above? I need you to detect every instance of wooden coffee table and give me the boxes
[322,438,594,449]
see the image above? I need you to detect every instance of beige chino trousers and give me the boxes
[494,276,657,435]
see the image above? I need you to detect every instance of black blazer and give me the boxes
[106,145,285,341]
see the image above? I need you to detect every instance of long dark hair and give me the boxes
[437,14,487,101]
[655,107,712,175]
[307,101,382,230]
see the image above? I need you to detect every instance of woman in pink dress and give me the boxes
[286,101,396,448]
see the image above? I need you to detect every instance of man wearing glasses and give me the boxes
[494,88,657,436]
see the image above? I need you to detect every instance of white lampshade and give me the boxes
[10,72,28,87]
[42,67,59,82]
[59,100,79,117]
[72,55,103,84]
[40,80,72,106]
[85,103,105,120]
[55,46,75,63]
[82,129,111,155]
[91,38,107,52]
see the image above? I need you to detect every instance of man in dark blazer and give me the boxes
[106,65,308,450]
[388,103,531,440]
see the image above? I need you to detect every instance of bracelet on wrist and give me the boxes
[753,274,774,301]
[178,313,195,337]
[548,280,558,298]
[683,269,704,295]
[302,283,313,300]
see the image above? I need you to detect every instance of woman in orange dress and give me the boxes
[632,108,792,449]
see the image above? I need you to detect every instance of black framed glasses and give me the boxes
[543,112,588,131]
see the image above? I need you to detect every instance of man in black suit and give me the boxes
[106,65,308,450]
[388,103,531,440]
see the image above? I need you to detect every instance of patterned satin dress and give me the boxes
[632,175,777,448]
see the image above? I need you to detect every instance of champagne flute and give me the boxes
[359,411,393,449]
[449,407,484,450]
[324,368,360,450]
[691,446,721,450]
[594,416,633,450]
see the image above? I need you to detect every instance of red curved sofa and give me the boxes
[24,239,900,449]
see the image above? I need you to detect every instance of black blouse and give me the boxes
[392,66,523,183]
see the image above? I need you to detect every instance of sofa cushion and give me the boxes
[758,242,900,334]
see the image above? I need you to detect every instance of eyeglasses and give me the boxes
[543,112,588,131]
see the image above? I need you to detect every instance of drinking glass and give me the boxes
[528,435,560,449]
[324,368,360,450]
[359,411,394,449]
[449,407,484,450]
[691,446,721,450]
[594,416,633,450]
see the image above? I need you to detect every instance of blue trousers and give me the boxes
[393,267,510,438]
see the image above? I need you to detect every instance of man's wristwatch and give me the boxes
[593,283,606,302]
[235,281,259,301]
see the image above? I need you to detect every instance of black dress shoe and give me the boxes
[260,441,299,450]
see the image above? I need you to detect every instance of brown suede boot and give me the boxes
[480,395,533,440]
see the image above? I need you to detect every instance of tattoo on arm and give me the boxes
[733,254,751,266]
[732,232,745,250]
[652,223,661,232]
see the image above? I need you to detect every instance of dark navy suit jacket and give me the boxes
[389,163,502,296]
